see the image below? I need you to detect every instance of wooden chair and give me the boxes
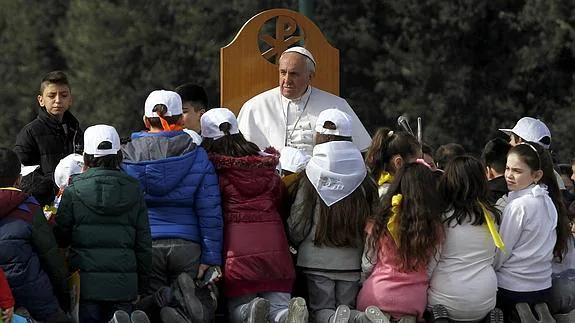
[220,8,339,115]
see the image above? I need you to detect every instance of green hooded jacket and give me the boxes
[55,168,152,301]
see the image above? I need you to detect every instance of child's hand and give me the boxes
[2,306,14,322]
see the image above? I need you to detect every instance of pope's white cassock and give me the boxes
[238,86,371,155]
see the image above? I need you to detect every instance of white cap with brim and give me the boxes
[200,108,240,140]
[280,147,311,173]
[54,154,84,189]
[315,108,353,137]
[20,165,39,177]
[499,117,551,149]
[83,125,121,157]
[144,90,183,117]
[282,46,316,66]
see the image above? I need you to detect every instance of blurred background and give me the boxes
[1,0,574,161]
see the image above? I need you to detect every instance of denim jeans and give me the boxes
[79,301,132,323]
[135,239,201,322]
[148,239,202,295]
[549,270,575,314]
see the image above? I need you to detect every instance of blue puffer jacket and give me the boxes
[122,131,223,266]
[0,189,67,320]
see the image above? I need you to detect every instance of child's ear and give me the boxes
[532,169,544,184]
[392,155,404,171]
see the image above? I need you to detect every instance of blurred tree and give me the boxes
[2,0,574,162]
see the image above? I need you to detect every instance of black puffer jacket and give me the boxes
[14,108,83,176]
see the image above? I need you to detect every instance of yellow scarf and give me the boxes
[387,194,403,246]
[378,171,393,186]
[479,202,505,251]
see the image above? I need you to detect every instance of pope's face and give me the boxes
[279,53,314,100]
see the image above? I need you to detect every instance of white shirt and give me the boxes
[428,210,497,321]
[238,86,372,155]
[494,184,557,291]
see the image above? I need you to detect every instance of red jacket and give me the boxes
[209,148,295,298]
[0,268,14,309]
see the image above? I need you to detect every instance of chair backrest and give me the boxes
[220,8,339,115]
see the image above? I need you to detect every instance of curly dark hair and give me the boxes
[368,162,444,272]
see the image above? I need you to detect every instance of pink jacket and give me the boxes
[357,235,428,322]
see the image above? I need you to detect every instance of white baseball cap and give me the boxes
[144,90,183,117]
[279,147,311,173]
[282,46,316,66]
[84,125,121,157]
[20,165,39,177]
[315,108,353,137]
[200,108,240,140]
[499,117,551,149]
[54,153,84,189]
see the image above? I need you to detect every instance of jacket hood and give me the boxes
[71,168,142,215]
[209,147,280,197]
[121,132,201,196]
[0,189,32,218]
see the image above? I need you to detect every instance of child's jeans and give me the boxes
[79,301,132,323]
[228,292,290,323]
[549,270,575,314]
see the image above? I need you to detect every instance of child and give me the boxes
[494,142,571,319]
[0,148,69,322]
[287,109,383,323]
[364,128,421,196]
[481,138,511,204]
[434,143,466,170]
[122,90,222,323]
[428,156,502,321]
[53,153,84,208]
[54,125,152,323]
[175,83,209,145]
[14,71,83,176]
[357,162,444,322]
[200,108,302,323]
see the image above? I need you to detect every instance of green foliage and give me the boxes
[0,0,573,161]
[314,0,575,161]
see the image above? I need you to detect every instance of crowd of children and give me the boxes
[0,70,574,323]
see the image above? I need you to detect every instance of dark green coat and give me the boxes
[55,168,152,302]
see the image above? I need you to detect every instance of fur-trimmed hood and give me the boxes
[208,147,280,170]
[208,147,281,198]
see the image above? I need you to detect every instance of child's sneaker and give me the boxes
[332,305,351,323]
[130,310,151,323]
[110,310,131,323]
[160,306,191,323]
[286,297,308,323]
[240,297,270,323]
[363,306,390,323]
